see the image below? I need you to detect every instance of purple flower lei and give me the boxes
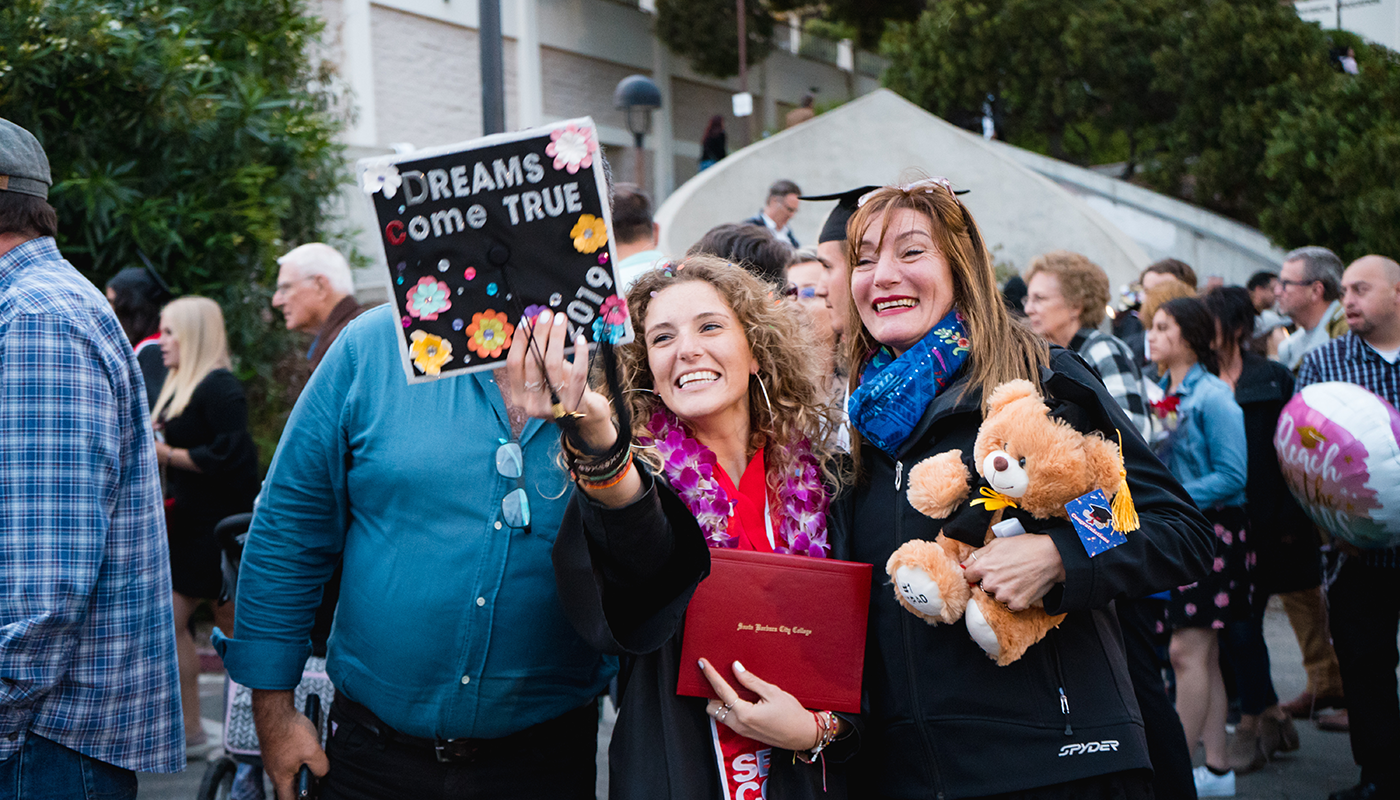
[639,408,830,558]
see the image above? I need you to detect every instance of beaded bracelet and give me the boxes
[562,432,632,479]
[811,710,839,755]
[575,455,633,491]
[575,450,631,484]
[795,710,840,764]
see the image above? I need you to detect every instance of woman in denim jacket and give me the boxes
[1148,295,1249,797]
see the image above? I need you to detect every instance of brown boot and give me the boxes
[1228,716,1268,774]
[1260,708,1301,756]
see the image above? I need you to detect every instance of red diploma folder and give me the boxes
[677,548,871,713]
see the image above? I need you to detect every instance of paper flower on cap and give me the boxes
[593,316,625,344]
[361,162,402,198]
[405,277,452,320]
[570,214,608,254]
[546,124,597,174]
[599,295,628,326]
[466,310,514,358]
[409,331,453,376]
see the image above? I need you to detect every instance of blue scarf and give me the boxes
[848,308,970,456]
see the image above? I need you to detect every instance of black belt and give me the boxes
[332,695,592,764]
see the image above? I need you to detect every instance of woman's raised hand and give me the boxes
[504,309,617,452]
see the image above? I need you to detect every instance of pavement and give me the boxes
[137,596,1368,799]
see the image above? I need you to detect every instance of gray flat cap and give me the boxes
[0,118,52,199]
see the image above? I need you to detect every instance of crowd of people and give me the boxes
[4,110,1400,800]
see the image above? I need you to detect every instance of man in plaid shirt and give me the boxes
[1297,255,1400,800]
[0,119,182,797]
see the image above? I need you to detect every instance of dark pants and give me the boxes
[1220,604,1278,715]
[1116,597,1195,800]
[321,697,597,800]
[0,733,136,800]
[1327,556,1400,789]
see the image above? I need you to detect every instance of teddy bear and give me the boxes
[886,379,1135,665]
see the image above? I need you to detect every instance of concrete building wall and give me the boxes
[993,142,1288,287]
[315,0,884,296]
[331,0,876,157]
[655,90,1153,291]
[369,7,489,147]
[656,91,1290,297]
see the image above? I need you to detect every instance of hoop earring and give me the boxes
[754,373,777,432]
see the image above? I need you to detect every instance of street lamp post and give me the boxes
[613,75,662,189]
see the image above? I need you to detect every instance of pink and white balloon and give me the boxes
[1275,382,1400,549]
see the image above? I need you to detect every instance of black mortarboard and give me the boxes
[800,186,879,245]
[802,183,971,244]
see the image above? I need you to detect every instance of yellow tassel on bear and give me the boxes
[1111,430,1140,533]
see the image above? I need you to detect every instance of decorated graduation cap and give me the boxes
[358,118,632,383]
[802,182,971,245]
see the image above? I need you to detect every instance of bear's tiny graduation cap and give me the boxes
[359,117,632,383]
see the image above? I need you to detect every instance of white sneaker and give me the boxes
[1194,765,1236,797]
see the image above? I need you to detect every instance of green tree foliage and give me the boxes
[768,0,926,50]
[0,0,347,462]
[655,0,775,79]
[883,0,1124,162]
[1261,42,1400,261]
[1147,0,1333,223]
[882,0,1400,257]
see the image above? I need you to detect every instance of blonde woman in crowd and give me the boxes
[152,296,259,756]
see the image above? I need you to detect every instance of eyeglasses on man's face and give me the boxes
[1275,278,1319,292]
[273,276,316,298]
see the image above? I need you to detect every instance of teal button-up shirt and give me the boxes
[215,305,613,738]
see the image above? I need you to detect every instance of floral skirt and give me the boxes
[1167,505,1254,630]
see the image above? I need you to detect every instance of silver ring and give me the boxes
[716,706,731,722]
[523,380,544,392]
[969,552,979,563]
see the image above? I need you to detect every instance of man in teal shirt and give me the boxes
[215,305,613,799]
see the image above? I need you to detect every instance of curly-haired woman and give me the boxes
[507,254,851,799]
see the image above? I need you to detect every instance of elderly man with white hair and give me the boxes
[273,242,364,371]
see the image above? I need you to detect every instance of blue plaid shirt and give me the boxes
[1298,332,1400,568]
[0,238,182,772]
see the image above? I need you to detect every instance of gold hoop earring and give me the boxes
[753,373,777,432]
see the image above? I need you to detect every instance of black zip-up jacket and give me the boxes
[832,349,1214,799]
[1235,352,1319,595]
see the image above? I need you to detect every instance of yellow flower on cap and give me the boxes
[409,330,453,376]
[570,214,608,254]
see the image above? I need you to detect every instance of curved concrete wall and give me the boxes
[655,89,1151,289]
[994,142,1287,286]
